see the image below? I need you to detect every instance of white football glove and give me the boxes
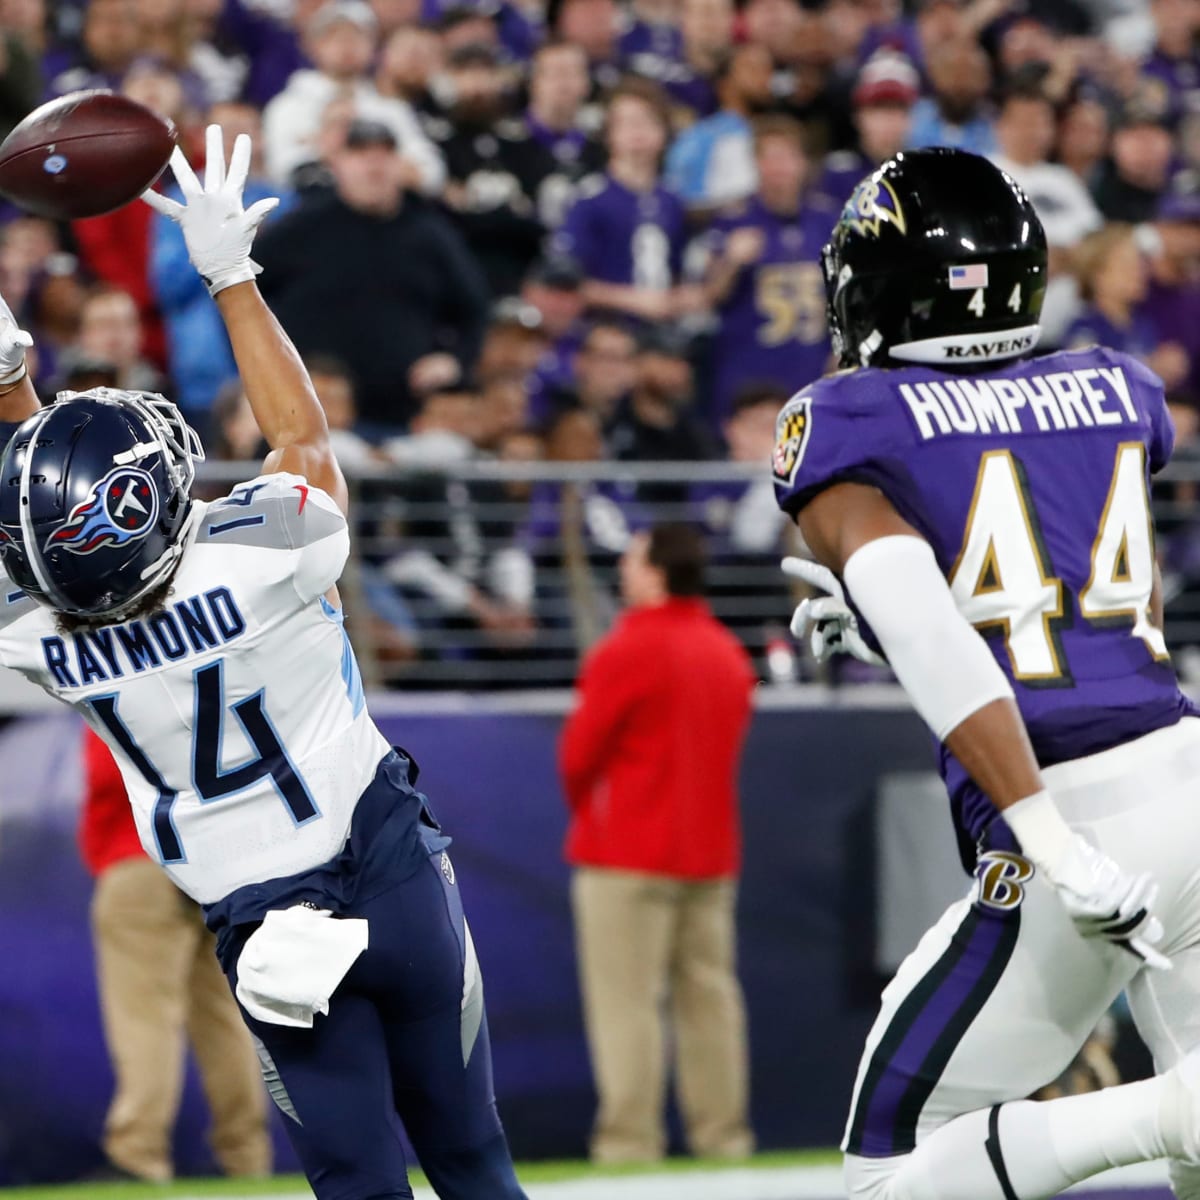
[0,291,32,386]
[1006,790,1170,970]
[1047,835,1169,969]
[142,124,280,297]
[781,556,887,667]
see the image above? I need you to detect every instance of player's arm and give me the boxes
[213,284,347,513]
[800,482,1043,810]
[799,481,1169,968]
[142,125,347,515]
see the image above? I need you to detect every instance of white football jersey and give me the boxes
[0,473,392,904]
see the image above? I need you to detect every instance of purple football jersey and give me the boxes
[773,346,1195,850]
[707,196,835,426]
[554,176,688,287]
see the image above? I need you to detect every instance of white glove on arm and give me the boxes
[0,291,32,386]
[781,556,887,666]
[1004,791,1169,970]
[143,124,280,297]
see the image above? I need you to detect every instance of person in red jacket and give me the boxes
[81,729,271,1183]
[559,522,756,1164]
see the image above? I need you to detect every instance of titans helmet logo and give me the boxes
[46,466,160,555]
[841,176,907,239]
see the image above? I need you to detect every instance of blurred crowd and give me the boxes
[3,0,1200,678]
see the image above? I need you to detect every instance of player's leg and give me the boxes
[842,849,1168,1200]
[1126,945,1200,1200]
[846,723,1200,1200]
[356,847,526,1199]
[571,866,676,1162]
[231,983,414,1200]
[91,858,198,1182]
[184,908,271,1178]
[669,877,753,1158]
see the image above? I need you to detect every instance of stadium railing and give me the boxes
[194,458,808,690]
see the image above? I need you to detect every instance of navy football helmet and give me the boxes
[823,147,1048,370]
[0,389,204,618]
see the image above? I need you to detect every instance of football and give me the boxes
[0,91,176,220]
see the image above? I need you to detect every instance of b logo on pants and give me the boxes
[974,851,1034,911]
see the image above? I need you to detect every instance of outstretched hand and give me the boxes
[143,124,280,297]
[0,291,32,387]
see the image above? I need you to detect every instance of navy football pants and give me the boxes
[224,844,527,1200]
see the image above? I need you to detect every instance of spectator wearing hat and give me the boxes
[520,41,607,229]
[815,48,918,210]
[703,116,834,430]
[907,36,997,156]
[608,324,715,503]
[1093,92,1175,222]
[523,256,589,411]
[664,42,775,212]
[434,6,503,58]
[421,0,539,64]
[560,522,755,1164]
[555,80,696,325]
[479,298,551,385]
[254,116,489,435]
[262,0,445,194]
[989,82,1102,343]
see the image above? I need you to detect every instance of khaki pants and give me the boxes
[91,857,271,1182]
[571,867,754,1164]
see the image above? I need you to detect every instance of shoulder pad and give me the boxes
[199,473,345,551]
[772,369,901,515]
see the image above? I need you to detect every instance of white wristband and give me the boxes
[203,259,261,297]
[0,360,26,387]
[1001,790,1072,875]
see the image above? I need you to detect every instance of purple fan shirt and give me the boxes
[1062,308,1159,360]
[554,175,688,287]
[773,346,1196,854]
[707,196,835,426]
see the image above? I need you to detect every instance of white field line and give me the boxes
[171,1157,1172,1200]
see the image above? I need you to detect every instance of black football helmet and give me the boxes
[823,148,1047,370]
[0,389,204,618]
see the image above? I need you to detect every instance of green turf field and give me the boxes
[0,1150,842,1200]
